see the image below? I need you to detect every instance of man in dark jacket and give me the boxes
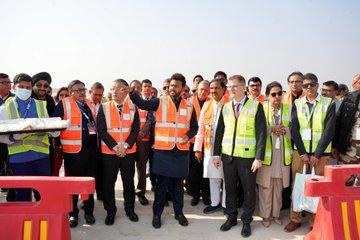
[334,74,360,165]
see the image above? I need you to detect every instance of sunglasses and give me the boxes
[302,83,317,89]
[270,91,283,97]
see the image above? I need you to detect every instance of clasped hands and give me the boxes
[113,143,127,158]
[271,125,286,136]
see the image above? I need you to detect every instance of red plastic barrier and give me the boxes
[304,164,360,240]
[0,176,95,240]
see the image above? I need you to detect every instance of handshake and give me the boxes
[113,142,129,158]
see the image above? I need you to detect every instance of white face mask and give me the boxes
[16,87,32,101]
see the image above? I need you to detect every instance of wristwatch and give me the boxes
[123,142,130,149]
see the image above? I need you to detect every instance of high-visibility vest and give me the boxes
[294,95,333,154]
[154,96,192,151]
[263,102,292,166]
[138,107,150,142]
[221,98,259,158]
[189,95,210,143]
[202,99,224,151]
[60,97,96,154]
[100,99,137,154]
[5,98,49,155]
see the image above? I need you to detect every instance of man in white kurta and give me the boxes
[194,79,229,213]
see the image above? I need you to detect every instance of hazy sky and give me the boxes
[1,0,359,92]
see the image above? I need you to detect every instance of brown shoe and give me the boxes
[261,218,271,228]
[284,221,301,232]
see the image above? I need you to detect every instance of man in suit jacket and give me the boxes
[213,75,266,238]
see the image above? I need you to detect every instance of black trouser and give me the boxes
[153,174,184,216]
[102,153,136,216]
[64,147,97,217]
[222,155,256,224]
[95,151,103,199]
[149,148,157,187]
[136,140,150,196]
[188,144,210,200]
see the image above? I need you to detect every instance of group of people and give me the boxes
[0,70,358,238]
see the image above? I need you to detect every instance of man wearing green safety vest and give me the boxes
[284,73,336,232]
[213,75,266,238]
[0,73,59,201]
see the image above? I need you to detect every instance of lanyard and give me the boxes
[303,99,317,127]
[267,103,283,126]
[18,100,32,119]
[76,101,92,123]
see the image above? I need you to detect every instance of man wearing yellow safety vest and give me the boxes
[188,80,211,207]
[194,78,228,214]
[213,75,266,238]
[128,73,198,229]
[256,81,292,228]
[97,79,140,225]
[0,73,58,201]
[284,73,336,232]
[53,80,98,228]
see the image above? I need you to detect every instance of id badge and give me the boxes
[275,137,281,149]
[302,128,311,141]
[354,128,360,140]
[179,108,187,116]
[87,123,96,135]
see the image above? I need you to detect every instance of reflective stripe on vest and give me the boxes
[189,95,209,143]
[100,98,136,154]
[5,98,50,155]
[138,108,150,141]
[263,102,292,166]
[60,97,96,153]
[221,99,258,158]
[154,96,192,151]
[294,95,332,154]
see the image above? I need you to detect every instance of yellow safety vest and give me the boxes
[263,102,292,166]
[5,98,49,155]
[294,95,332,154]
[221,98,258,158]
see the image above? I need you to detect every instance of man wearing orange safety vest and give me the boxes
[188,80,211,206]
[54,80,98,228]
[128,73,198,229]
[194,78,229,214]
[135,79,154,206]
[97,79,140,226]
[247,77,266,104]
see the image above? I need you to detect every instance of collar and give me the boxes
[232,96,246,106]
[305,94,320,105]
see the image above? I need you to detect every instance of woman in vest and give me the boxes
[256,81,292,227]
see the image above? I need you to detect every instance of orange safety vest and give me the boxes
[100,98,137,155]
[223,90,231,103]
[154,96,192,151]
[60,97,96,154]
[138,108,150,141]
[189,95,210,143]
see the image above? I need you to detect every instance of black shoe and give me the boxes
[84,213,95,225]
[126,211,139,222]
[203,204,221,214]
[202,197,211,206]
[69,216,78,228]
[96,195,103,201]
[220,219,237,231]
[105,214,115,225]
[191,197,200,206]
[175,214,188,226]
[241,223,251,238]
[138,195,149,206]
[152,215,161,229]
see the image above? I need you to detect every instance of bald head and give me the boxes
[352,74,360,91]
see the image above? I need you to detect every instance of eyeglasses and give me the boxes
[270,91,283,97]
[72,88,87,93]
[35,83,49,88]
[0,81,12,85]
[302,83,317,89]
[249,84,261,88]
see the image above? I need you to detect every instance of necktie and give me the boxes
[235,103,241,118]
[117,104,123,116]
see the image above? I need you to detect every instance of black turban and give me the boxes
[32,72,52,85]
